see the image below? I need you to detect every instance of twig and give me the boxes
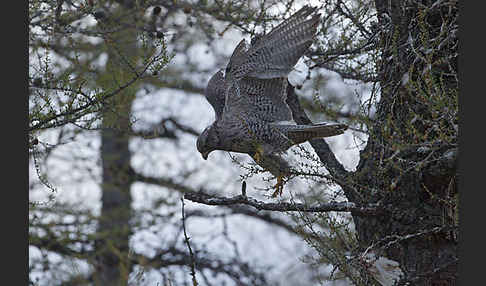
[181,197,198,286]
[360,226,457,259]
[184,191,381,216]
[28,43,168,132]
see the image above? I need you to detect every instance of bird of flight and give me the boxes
[196,5,347,197]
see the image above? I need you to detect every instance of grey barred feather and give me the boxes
[227,39,249,75]
[196,5,348,183]
[223,77,292,123]
[254,6,316,46]
[227,5,320,80]
[274,123,348,145]
[204,70,226,120]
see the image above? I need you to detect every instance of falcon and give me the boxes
[196,5,347,197]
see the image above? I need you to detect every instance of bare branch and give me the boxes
[181,198,198,286]
[133,172,380,216]
[184,191,381,216]
[131,247,268,285]
[359,226,458,260]
[335,0,372,38]
[131,117,199,139]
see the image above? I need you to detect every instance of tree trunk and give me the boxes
[94,5,139,285]
[96,120,133,285]
[349,1,459,284]
[289,1,458,284]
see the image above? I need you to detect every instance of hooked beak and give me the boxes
[201,151,209,160]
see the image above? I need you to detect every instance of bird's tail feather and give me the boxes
[285,123,348,144]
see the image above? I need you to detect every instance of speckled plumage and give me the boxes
[196,6,347,195]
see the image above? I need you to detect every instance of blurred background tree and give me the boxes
[29,0,458,285]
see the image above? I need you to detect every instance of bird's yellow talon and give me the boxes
[253,145,264,164]
[271,175,285,197]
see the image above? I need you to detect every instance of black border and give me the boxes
[458,1,475,285]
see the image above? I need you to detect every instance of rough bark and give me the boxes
[359,1,458,284]
[287,1,458,284]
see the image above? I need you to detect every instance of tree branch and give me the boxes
[133,173,381,216]
[131,247,267,285]
[181,198,198,286]
[29,42,168,133]
[285,83,349,179]
[184,191,381,216]
[131,117,200,139]
[424,147,457,178]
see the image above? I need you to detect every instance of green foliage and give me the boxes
[29,0,172,136]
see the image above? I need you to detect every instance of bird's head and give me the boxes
[196,125,220,160]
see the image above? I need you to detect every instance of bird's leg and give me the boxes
[251,146,287,197]
[271,175,285,197]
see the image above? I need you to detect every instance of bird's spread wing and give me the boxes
[222,77,293,124]
[222,5,320,124]
[226,5,320,80]
[204,40,249,120]
[204,70,226,120]
[227,39,249,75]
